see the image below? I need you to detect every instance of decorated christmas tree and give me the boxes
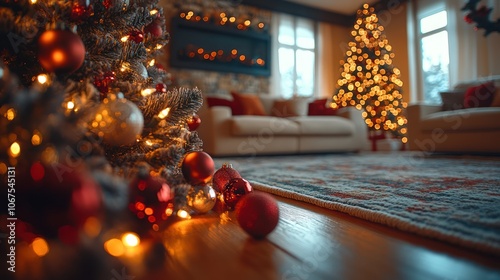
[0,0,222,278]
[331,3,408,144]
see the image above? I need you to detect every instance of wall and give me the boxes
[159,0,272,96]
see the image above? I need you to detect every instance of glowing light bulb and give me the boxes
[31,237,49,257]
[37,74,49,84]
[9,142,20,158]
[104,239,125,257]
[177,209,191,219]
[122,232,140,247]
[158,108,170,119]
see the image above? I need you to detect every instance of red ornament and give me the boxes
[235,192,280,239]
[144,19,163,37]
[223,178,253,210]
[17,163,101,241]
[129,175,174,232]
[464,13,474,24]
[38,29,86,74]
[212,163,241,192]
[187,113,201,131]
[181,151,215,185]
[155,83,167,93]
[129,29,144,43]
[94,71,116,98]
[71,0,93,22]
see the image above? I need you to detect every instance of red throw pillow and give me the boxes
[206,97,243,115]
[230,91,267,116]
[463,82,496,108]
[308,99,337,116]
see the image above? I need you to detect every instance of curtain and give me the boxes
[270,13,281,97]
[446,0,500,85]
[316,22,337,98]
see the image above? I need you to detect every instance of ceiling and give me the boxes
[284,0,379,15]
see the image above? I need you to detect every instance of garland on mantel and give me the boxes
[462,0,500,36]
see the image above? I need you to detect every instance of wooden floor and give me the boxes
[134,192,500,280]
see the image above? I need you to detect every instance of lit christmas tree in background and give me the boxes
[331,3,408,145]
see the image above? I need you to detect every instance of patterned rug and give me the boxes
[214,152,500,256]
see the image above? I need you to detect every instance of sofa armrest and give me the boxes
[337,107,368,150]
[407,103,442,151]
[197,106,233,154]
[407,103,442,120]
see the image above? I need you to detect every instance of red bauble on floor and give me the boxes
[212,163,241,192]
[223,177,253,209]
[235,192,280,239]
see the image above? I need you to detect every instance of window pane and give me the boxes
[279,47,295,98]
[420,10,447,34]
[278,14,295,45]
[421,30,449,103]
[296,50,314,96]
[296,18,315,49]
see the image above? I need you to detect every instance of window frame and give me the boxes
[415,7,451,103]
[276,14,317,98]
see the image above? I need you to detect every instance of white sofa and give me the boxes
[197,97,368,157]
[407,76,500,154]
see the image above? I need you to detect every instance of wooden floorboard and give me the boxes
[149,192,500,280]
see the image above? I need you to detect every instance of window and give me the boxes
[277,14,316,98]
[418,10,450,103]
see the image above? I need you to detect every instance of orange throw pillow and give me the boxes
[230,92,267,116]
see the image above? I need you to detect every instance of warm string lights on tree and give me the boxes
[331,3,408,144]
[462,0,500,36]
[0,1,279,278]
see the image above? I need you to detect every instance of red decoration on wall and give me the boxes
[461,0,500,36]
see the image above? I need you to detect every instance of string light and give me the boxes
[121,232,140,248]
[141,88,155,96]
[31,237,49,257]
[6,108,15,121]
[177,209,191,219]
[158,107,170,119]
[37,74,49,84]
[9,142,20,158]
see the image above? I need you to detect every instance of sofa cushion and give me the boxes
[420,107,500,131]
[440,90,465,111]
[231,92,267,116]
[270,98,309,117]
[308,98,337,115]
[290,116,354,136]
[463,82,496,108]
[206,97,243,115]
[230,116,300,136]
[490,87,500,107]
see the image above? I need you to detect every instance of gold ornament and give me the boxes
[89,96,144,146]
[186,184,217,214]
